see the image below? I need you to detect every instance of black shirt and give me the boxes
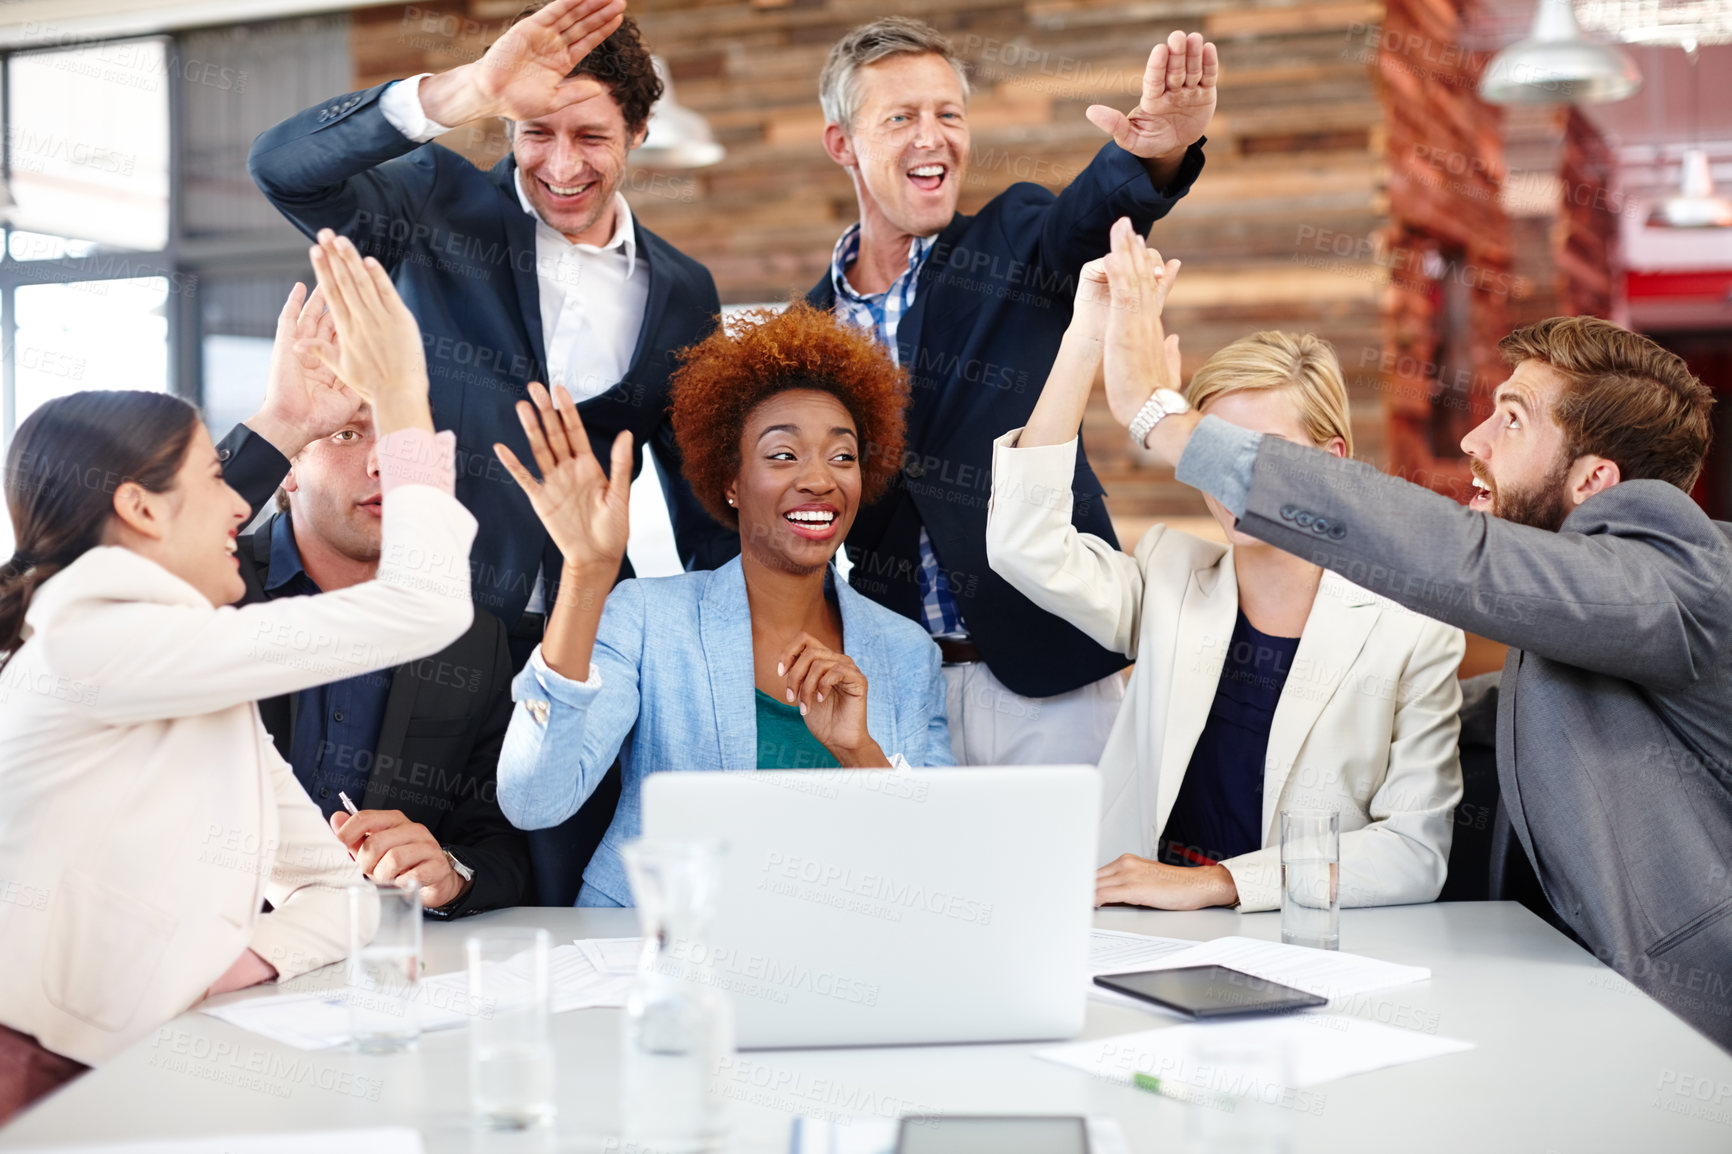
[1158,610,1301,866]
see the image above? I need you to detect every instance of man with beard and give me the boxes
[1098,218,1731,1050]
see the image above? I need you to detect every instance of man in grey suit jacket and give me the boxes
[1099,228,1729,1048]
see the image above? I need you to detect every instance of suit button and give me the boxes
[904,461,925,479]
[319,787,329,798]
[1311,517,1330,535]
[1295,511,1314,528]
[1280,505,1298,521]
[1329,524,1347,540]
[333,711,345,722]
[217,447,232,463]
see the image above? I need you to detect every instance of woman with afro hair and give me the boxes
[492,301,952,906]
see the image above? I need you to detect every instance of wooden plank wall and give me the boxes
[351,0,1529,532]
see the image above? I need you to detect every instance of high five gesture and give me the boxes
[1086,31,1219,183]
[419,0,627,127]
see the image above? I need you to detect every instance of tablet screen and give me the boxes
[1094,964,1327,1018]
[896,1116,1088,1154]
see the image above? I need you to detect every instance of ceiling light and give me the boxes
[1649,148,1732,228]
[1480,0,1643,105]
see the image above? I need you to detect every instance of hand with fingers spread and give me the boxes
[1102,216,1184,427]
[246,281,362,458]
[776,634,889,768]
[1095,853,1238,910]
[495,381,633,574]
[419,0,627,127]
[303,228,433,435]
[1086,31,1219,165]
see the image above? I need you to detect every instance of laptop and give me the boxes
[639,765,1101,1049]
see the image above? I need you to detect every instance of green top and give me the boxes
[754,689,841,769]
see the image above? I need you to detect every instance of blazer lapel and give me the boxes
[834,573,896,753]
[698,560,758,770]
[1154,556,1240,836]
[365,667,417,811]
[624,221,671,379]
[1258,575,1381,844]
[493,158,547,377]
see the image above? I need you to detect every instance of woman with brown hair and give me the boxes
[0,232,474,1119]
[496,302,951,907]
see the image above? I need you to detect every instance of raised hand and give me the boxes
[1101,216,1183,427]
[1086,31,1218,162]
[302,229,432,435]
[245,282,362,458]
[420,0,627,126]
[1069,256,1113,342]
[777,634,889,768]
[495,381,632,573]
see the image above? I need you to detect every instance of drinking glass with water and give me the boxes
[467,926,555,1129]
[620,837,733,1153]
[347,878,422,1052]
[1280,810,1340,951]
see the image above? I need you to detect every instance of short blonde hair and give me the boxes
[1185,331,1354,457]
[819,17,970,133]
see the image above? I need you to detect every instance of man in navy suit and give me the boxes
[807,19,1217,764]
[247,0,735,661]
[247,0,729,903]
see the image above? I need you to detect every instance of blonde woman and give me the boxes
[985,220,1464,912]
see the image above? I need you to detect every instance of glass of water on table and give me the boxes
[347,878,422,1052]
[467,927,556,1129]
[1280,810,1340,950]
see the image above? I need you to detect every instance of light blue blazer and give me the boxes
[497,557,953,905]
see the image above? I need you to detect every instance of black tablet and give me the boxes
[1093,964,1327,1018]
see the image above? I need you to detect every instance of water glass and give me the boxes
[347,878,421,1052]
[620,837,733,1154]
[1280,810,1340,951]
[467,927,555,1130]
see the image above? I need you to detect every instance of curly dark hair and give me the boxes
[670,302,910,530]
[509,7,664,135]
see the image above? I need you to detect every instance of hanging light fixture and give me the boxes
[1480,0,1643,105]
[634,56,724,169]
[1649,148,1732,228]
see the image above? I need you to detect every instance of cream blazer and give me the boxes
[0,482,476,1065]
[986,431,1465,911]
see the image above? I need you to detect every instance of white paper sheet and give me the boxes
[3,1127,424,1154]
[1037,1016,1473,1092]
[1128,936,1431,1002]
[1088,928,1195,975]
[786,1115,1131,1154]
[202,938,640,1050]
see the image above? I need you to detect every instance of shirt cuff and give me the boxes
[530,643,603,692]
[379,75,453,143]
[1174,414,1260,520]
[377,428,456,497]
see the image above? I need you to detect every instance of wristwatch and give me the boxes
[1127,388,1191,449]
[426,848,475,918]
[443,848,475,885]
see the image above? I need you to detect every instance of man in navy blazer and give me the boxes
[807,19,1216,764]
[247,0,735,652]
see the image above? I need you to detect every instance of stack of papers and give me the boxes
[202,938,641,1050]
[1087,930,1430,1007]
[1038,1015,1473,1091]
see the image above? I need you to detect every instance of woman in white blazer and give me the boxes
[986,232,1464,913]
[0,233,474,1116]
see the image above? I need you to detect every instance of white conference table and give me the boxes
[5,902,1731,1153]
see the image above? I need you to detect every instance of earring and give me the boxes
[727,497,736,506]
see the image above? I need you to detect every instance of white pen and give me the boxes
[338,791,360,817]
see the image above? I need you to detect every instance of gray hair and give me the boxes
[819,17,970,133]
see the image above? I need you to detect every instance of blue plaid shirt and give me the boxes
[828,224,965,638]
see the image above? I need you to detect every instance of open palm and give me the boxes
[1102,217,1183,426]
[1087,31,1218,160]
[495,381,632,572]
[472,0,626,121]
[265,282,359,441]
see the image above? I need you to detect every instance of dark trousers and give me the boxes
[0,1025,86,1126]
